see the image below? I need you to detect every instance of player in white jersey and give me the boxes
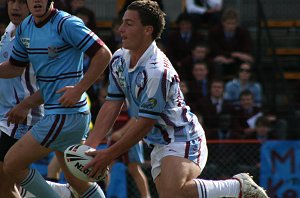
[0,0,112,197]
[85,1,268,198]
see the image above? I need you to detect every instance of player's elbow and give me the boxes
[0,62,24,78]
[98,45,112,65]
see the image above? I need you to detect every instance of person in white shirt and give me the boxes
[185,0,223,28]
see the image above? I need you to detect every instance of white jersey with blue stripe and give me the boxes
[0,22,43,138]
[9,9,104,115]
[107,41,205,145]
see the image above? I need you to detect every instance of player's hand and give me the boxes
[57,86,82,107]
[5,103,29,126]
[84,149,113,180]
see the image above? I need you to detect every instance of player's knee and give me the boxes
[2,158,16,177]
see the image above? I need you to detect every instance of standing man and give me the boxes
[0,0,112,197]
[85,1,268,198]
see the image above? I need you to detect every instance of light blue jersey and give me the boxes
[9,9,104,115]
[107,42,205,145]
[0,22,43,139]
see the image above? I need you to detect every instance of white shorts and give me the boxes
[150,137,208,180]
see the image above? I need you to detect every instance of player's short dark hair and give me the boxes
[127,0,166,40]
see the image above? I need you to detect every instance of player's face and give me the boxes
[8,0,29,26]
[26,0,48,18]
[119,10,152,51]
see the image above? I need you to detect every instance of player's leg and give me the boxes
[47,155,61,182]
[0,132,72,198]
[0,132,20,198]
[152,138,238,198]
[153,138,268,198]
[21,181,73,198]
[155,155,200,198]
[128,162,150,198]
[55,151,105,198]
[3,131,61,197]
[51,113,105,198]
[127,142,151,198]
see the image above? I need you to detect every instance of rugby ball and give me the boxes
[64,144,106,182]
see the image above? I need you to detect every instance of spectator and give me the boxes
[166,13,205,68]
[208,8,253,78]
[224,62,262,106]
[187,61,210,109]
[0,2,9,25]
[179,80,192,106]
[179,42,210,81]
[104,18,122,54]
[65,0,85,14]
[197,79,233,139]
[231,90,262,139]
[53,0,68,11]
[0,19,7,36]
[74,7,96,32]
[185,0,223,28]
[245,116,278,141]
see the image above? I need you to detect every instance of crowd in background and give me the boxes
[0,0,290,143]
[1,1,297,197]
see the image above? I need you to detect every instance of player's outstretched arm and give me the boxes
[85,116,156,179]
[85,100,124,148]
[0,60,25,78]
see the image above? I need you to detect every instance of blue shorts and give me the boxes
[128,141,144,164]
[31,112,90,152]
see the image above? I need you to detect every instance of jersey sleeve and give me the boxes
[138,68,170,120]
[106,55,125,101]
[9,25,29,67]
[59,16,104,58]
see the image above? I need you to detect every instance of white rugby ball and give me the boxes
[64,144,106,182]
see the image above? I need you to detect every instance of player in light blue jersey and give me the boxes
[0,0,112,197]
[85,1,268,198]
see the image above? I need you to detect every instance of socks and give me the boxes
[20,169,60,198]
[20,170,105,198]
[193,178,240,198]
[80,182,105,198]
